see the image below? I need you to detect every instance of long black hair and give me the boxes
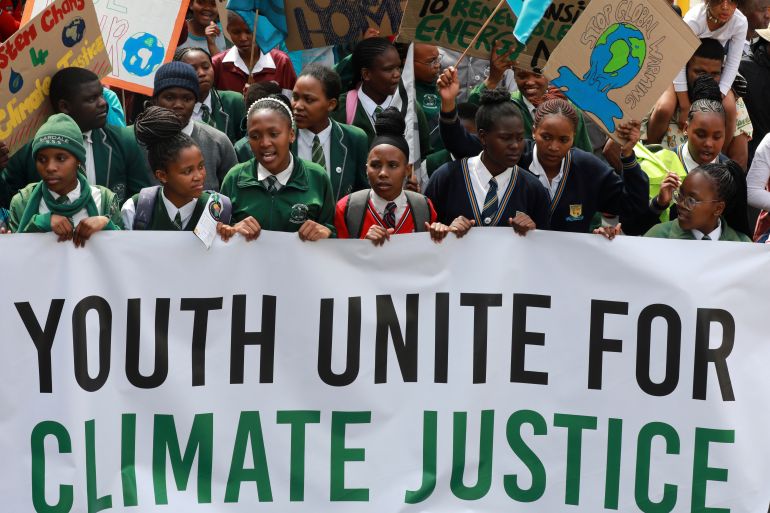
[134,106,198,172]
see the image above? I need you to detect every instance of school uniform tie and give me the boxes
[264,175,279,194]
[481,177,499,225]
[311,134,326,170]
[383,202,397,229]
[373,106,384,119]
[702,234,711,240]
[55,195,71,205]
[200,104,211,124]
[173,212,183,230]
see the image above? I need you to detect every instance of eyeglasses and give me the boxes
[673,189,722,210]
[417,55,443,67]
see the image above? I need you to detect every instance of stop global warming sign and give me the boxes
[23,0,190,95]
[543,0,699,139]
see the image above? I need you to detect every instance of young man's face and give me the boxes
[58,80,107,132]
[743,0,770,34]
[686,56,722,89]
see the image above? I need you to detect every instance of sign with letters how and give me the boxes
[1,229,769,512]
[284,0,407,51]
[398,0,588,71]
[543,0,700,140]
[0,0,111,156]
[23,0,190,95]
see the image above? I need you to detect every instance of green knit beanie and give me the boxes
[31,113,86,164]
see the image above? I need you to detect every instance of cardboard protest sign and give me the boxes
[0,0,110,156]
[23,0,190,95]
[398,0,587,71]
[543,0,700,139]
[284,0,407,51]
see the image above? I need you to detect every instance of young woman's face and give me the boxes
[181,50,215,101]
[533,114,575,166]
[227,12,257,61]
[155,87,197,126]
[366,144,410,201]
[708,0,738,24]
[35,148,80,196]
[514,69,548,104]
[675,171,724,232]
[157,145,206,201]
[478,115,525,173]
[191,0,217,26]
[248,108,295,174]
[686,111,725,165]
[362,47,402,98]
[292,75,336,131]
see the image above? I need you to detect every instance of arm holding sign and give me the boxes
[437,67,482,159]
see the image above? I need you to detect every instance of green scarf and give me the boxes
[17,172,100,232]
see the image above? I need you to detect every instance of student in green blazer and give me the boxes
[220,96,336,240]
[9,114,123,244]
[175,47,246,144]
[329,37,431,158]
[644,161,751,242]
[291,64,368,201]
[0,67,151,208]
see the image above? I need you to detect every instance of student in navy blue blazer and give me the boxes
[436,67,650,233]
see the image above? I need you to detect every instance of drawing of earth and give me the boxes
[61,17,85,48]
[122,33,165,77]
[551,23,646,133]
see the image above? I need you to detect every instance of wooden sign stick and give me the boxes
[454,0,508,67]
[247,9,259,85]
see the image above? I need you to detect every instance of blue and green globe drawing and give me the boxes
[61,17,85,48]
[552,23,646,132]
[122,32,165,77]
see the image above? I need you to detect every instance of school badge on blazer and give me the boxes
[567,204,584,221]
[289,204,309,224]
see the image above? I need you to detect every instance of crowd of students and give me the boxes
[4,0,770,247]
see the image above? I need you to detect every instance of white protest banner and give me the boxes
[543,0,700,140]
[1,230,769,511]
[0,0,110,156]
[23,0,190,95]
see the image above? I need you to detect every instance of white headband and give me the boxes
[248,97,294,126]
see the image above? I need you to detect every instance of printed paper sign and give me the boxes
[398,0,587,71]
[543,0,700,138]
[0,0,111,156]
[23,0,190,95]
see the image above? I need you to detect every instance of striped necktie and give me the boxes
[373,105,384,120]
[481,177,498,225]
[312,134,326,170]
[173,212,183,229]
[383,202,397,228]
[200,104,211,124]
[55,195,70,205]
[264,175,279,194]
[702,234,711,240]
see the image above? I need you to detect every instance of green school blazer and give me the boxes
[644,219,752,242]
[291,119,369,201]
[331,91,432,158]
[208,88,246,144]
[0,124,152,208]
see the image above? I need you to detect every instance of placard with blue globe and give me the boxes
[551,23,646,133]
[122,32,165,78]
[61,17,85,48]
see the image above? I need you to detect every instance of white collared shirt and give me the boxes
[528,146,564,199]
[223,45,276,75]
[298,125,332,172]
[692,218,722,241]
[467,153,513,223]
[681,143,717,173]
[182,118,195,137]
[41,181,103,226]
[82,130,96,184]
[192,92,213,123]
[257,153,294,190]
[120,188,198,230]
[357,87,394,128]
[370,189,407,226]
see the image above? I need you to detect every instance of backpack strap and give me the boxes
[345,89,359,126]
[133,186,161,230]
[405,191,431,232]
[343,189,371,238]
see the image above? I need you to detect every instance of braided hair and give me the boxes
[476,88,522,132]
[688,74,724,121]
[173,46,212,63]
[533,95,579,131]
[298,63,342,101]
[247,93,294,127]
[691,159,750,237]
[351,37,395,90]
[134,106,198,172]
[370,107,409,160]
